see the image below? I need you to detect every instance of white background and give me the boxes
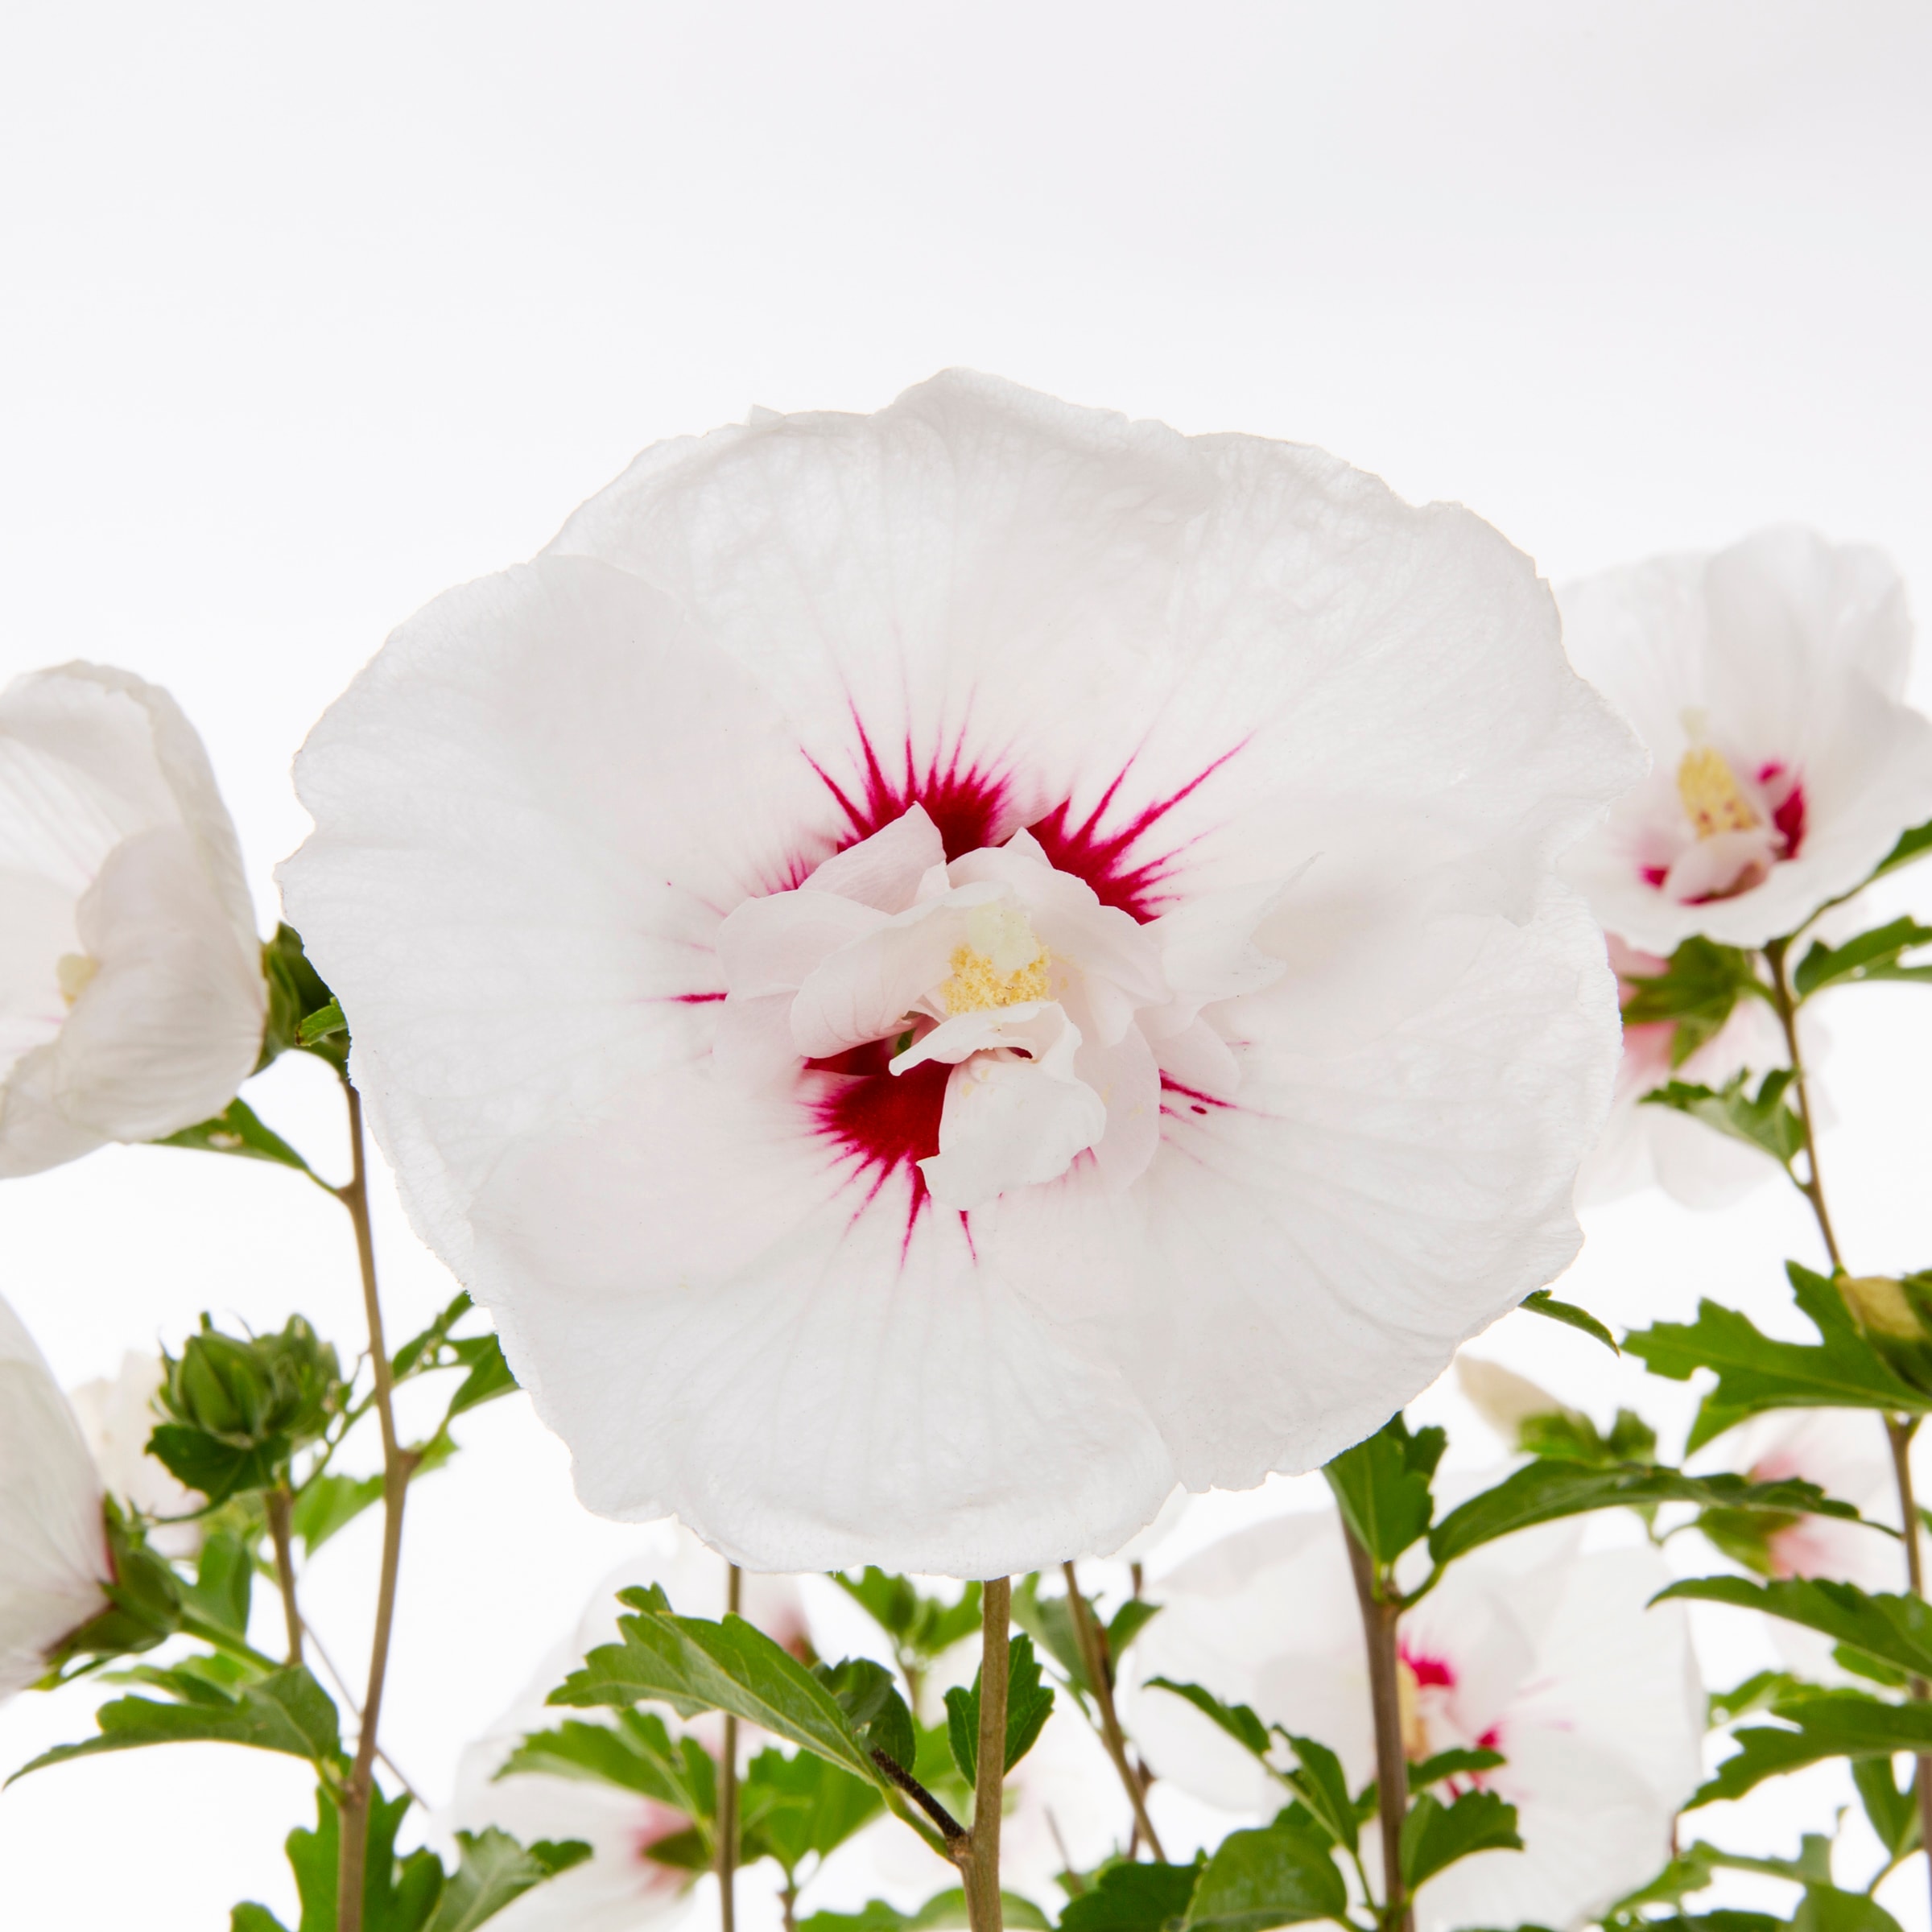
[3,2,1931,1925]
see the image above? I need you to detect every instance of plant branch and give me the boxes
[960,1577,1011,1932]
[266,1484,305,1665]
[1764,939,1843,1271]
[1885,1416,1932,1909]
[333,1079,419,1932]
[1344,1525,1412,1932]
[1060,1562,1165,1860]
[872,1749,967,1845]
[719,1562,741,1932]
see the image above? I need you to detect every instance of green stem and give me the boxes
[1344,1525,1412,1932]
[719,1562,741,1932]
[1763,939,1843,1270]
[266,1484,304,1665]
[960,1578,1011,1932]
[1059,1562,1165,1859]
[334,1080,417,1932]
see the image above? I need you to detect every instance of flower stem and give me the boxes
[334,1079,418,1932]
[960,1577,1011,1932]
[1059,1562,1165,1860]
[1344,1524,1412,1932]
[1768,942,1930,1909]
[719,1562,742,1932]
[266,1483,304,1665]
[1763,939,1843,1271]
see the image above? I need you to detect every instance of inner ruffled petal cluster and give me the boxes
[1627,730,1806,907]
[716,803,1280,1212]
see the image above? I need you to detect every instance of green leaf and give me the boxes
[1398,1789,1522,1889]
[259,924,350,1074]
[1011,1573,1092,1695]
[1795,918,1932,999]
[1657,1577,1932,1682]
[1183,1816,1349,1931]
[1059,1861,1203,1932]
[819,1657,918,1777]
[1517,1290,1619,1352]
[1426,1460,1855,1567]
[1692,1690,1932,1806]
[1517,1406,1657,1468]
[1872,818,1932,882]
[943,1633,1054,1785]
[741,1746,882,1875]
[1278,1736,1356,1854]
[180,1530,254,1636]
[1146,1679,1272,1760]
[10,1666,341,1781]
[799,1893,1051,1932]
[297,997,348,1048]
[290,1472,386,1556]
[156,1097,317,1175]
[1108,1598,1162,1663]
[1641,1068,1805,1166]
[1620,938,1766,1063]
[499,1710,714,1822]
[1323,1414,1444,1565]
[147,1423,291,1506]
[835,1571,983,1663]
[1408,1747,1505,1790]
[1792,1889,1906,1932]
[1708,1671,1813,1728]
[1852,1754,1921,1860]
[231,1907,292,1932]
[444,1333,519,1417]
[422,1831,592,1932]
[1626,1263,1932,1443]
[550,1587,887,1792]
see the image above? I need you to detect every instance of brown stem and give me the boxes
[266,1484,305,1665]
[872,1748,968,1844]
[1765,940,1844,1271]
[1344,1525,1412,1932]
[1060,1562,1165,1860]
[719,1563,742,1932]
[960,1578,1011,1932]
[779,1884,798,1932]
[335,1080,416,1932]
[1886,1418,1932,1904]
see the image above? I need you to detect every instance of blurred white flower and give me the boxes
[0,663,265,1175]
[283,369,1638,1576]
[67,1351,203,1558]
[439,1526,807,1932]
[0,1294,112,1699]
[1580,935,1827,1210]
[1126,1507,1703,1932]
[1562,526,1932,953]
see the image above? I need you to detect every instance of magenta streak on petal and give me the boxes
[807,1043,956,1253]
[1029,742,1249,923]
[1641,864,1669,889]
[1399,1643,1455,1690]
[808,713,1014,863]
[1159,1075,1235,1123]
[667,992,727,1003]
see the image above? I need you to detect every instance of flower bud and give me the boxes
[160,1315,342,1451]
[1839,1274,1926,1342]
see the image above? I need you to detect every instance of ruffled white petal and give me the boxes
[0,1294,110,1699]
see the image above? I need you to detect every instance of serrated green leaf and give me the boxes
[741,1746,881,1875]
[1792,1888,1906,1932]
[1692,1691,1932,1806]
[498,1710,713,1822]
[1427,1459,1855,1566]
[1852,1753,1922,1860]
[835,1570,982,1665]
[1011,1573,1092,1695]
[1183,1816,1348,1930]
[180,1530,254,1636]
[819,1657,918,1777]
[230,1905,293,1932]
[1399,1789,1521,1889]
[1108,1598,1162,1663]
[296,998,347,1047]
[422,1830,592,1932]
[1627,1264,1932,1441]
[156,1096,317,1175]
[550,1588,887,1793]
[1657,1577,1932,1682]
[1408,1747,1505,1789]
[290,1472,385,1556]
[1642,1067,1806,1166]
[1323,1414,1443,1564]
[943,1633,1053,1785]
[1795,918,1932,999]
[1059,1861,1203,1932]
[1146,1679,1272,1760]
[1620,938,1767,1063]
[444,1333,518,1417]
[798,1893,1051,1932]
[259,925,350,1075]
[1278,1735,1355,1854]
[1872,818,1932,882]
[10,1665,341,1781]
[1517,1290,1619,1352]
[1709,1670,1813,1728]
[147,1423,291,1506]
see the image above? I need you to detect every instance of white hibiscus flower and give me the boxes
[280,370,1640,1576]
[438,1527,807,1932]
[1125,1508,1703,1932]
[1560,526,1932,954]
[0,663,266,1175]
[66,1352,204,1558]
[0,1294,113,1700]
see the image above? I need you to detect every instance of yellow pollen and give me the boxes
[1397,1659,1430,1762]
[938,902,1050,1014]
[56,952,97,1007]
[1677,745,1760,840]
